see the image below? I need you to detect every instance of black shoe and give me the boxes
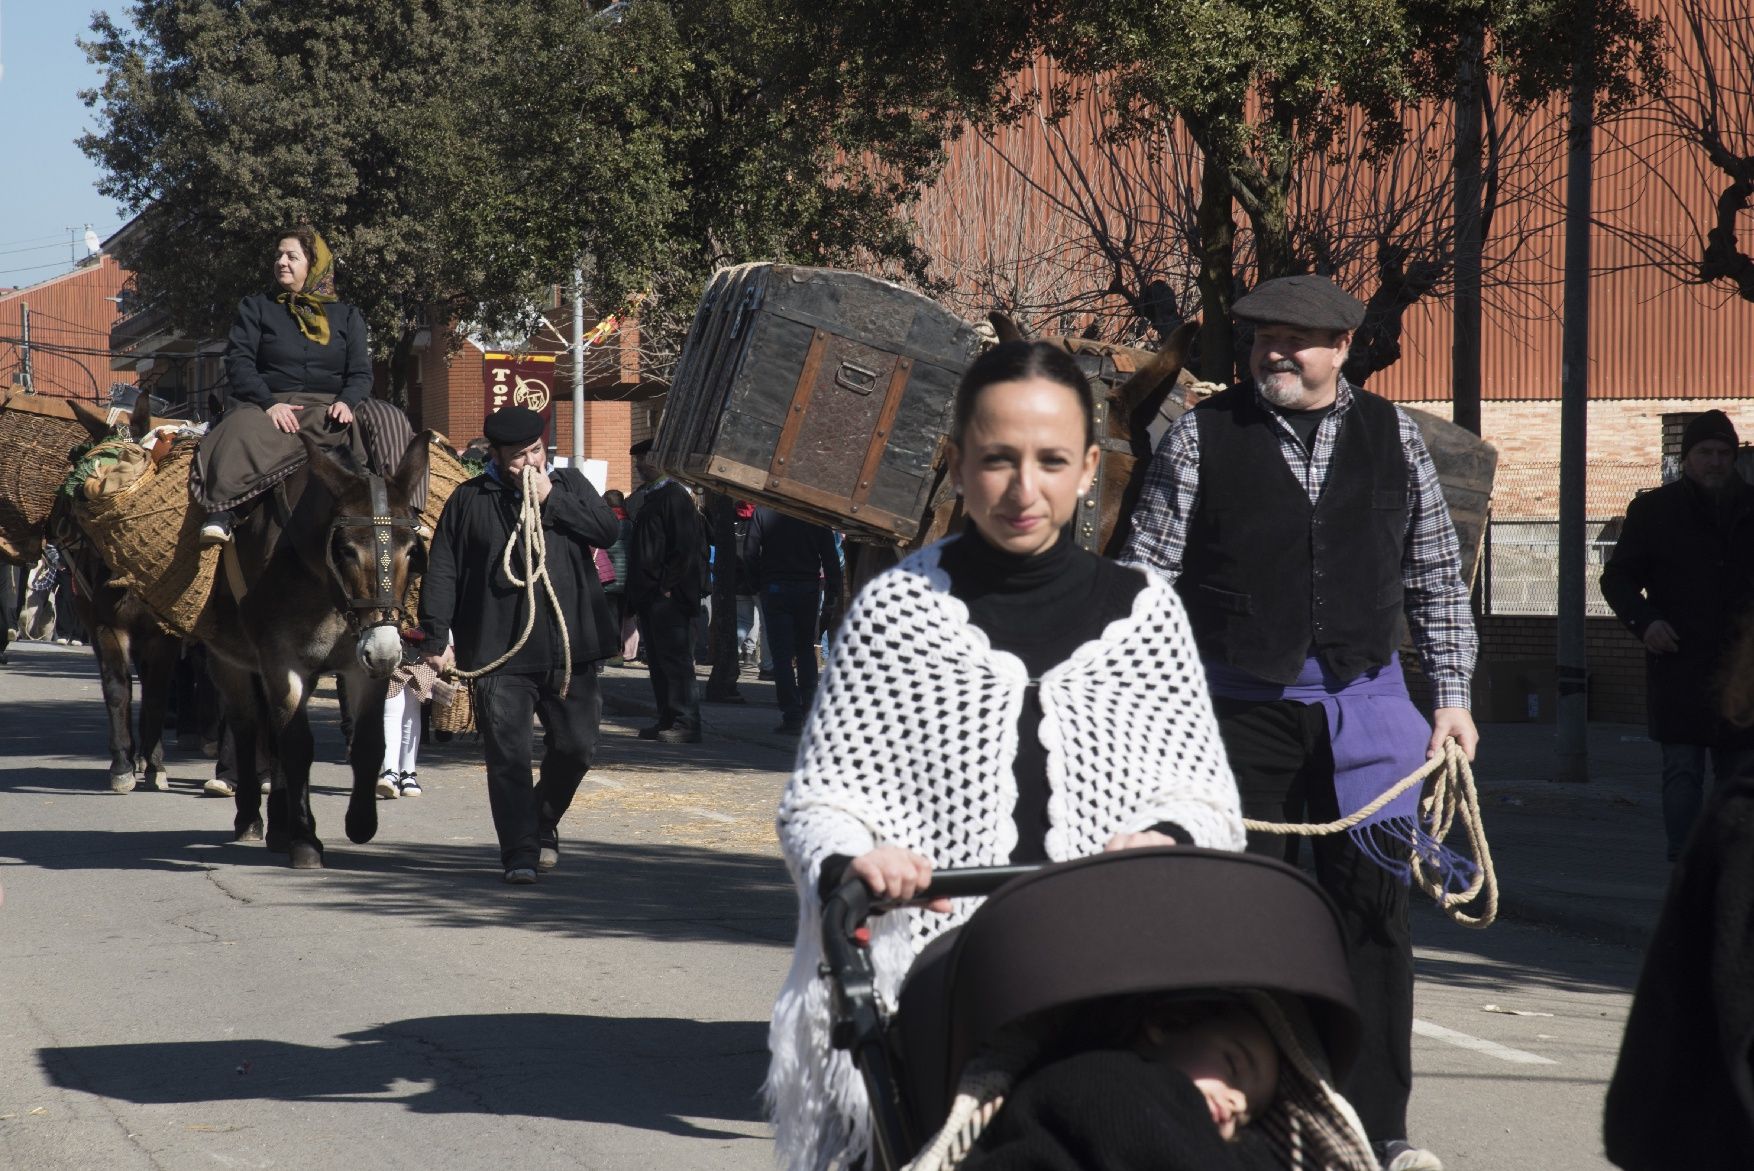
[199,511,235,546]
[655,726,702,744]
[757,668,774,681]
[774,716,804,735]
[637,723,672,741]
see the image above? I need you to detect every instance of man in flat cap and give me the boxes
[418,406,620,884]
[625,439,705,743]
[1124,274,1476,1171]
[1602,409,1754,860]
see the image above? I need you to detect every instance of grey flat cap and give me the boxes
[1232,275,1365,331]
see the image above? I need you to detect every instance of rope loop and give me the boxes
[1241,738,1498,929]
[449,465,573,696]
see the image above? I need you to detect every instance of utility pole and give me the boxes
[1452,30,1485,437]
[19,301,32,392]
[1555,33,1594,784]
[571,263,586,465]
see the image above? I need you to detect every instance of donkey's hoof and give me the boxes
[233,818,264,843]
[147,766,170,792]
[110,771,137,794]
[289,842,324,870]
[345,807,378,845]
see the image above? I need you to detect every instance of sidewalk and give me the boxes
[602,660,1675,951]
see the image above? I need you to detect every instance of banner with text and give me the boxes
[483,352,557,439]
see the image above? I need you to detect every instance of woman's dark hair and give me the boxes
[272,225,319,266]
[950,340,1095,447]
[603,488,626,508]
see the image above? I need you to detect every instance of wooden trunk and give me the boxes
[654,265,983,542]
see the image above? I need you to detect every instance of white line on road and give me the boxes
[1413,1018,1557,1065]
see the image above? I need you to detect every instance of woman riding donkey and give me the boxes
[193,226,374,544]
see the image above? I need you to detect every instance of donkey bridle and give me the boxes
[326,475,416,631]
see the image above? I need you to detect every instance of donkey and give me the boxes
[58,398,185,794]
[200,431,429,868]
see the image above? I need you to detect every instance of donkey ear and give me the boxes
[388,431,432,508]
[68,400,116,442]
[1119,320,1200,421]
[298,431,356,500]
[129,396,153,441]
[987,312,1026,344]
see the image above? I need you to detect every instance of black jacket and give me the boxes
[743,506,839,589]
[224,292,373,409]
[626,480,705,608]
[418,467,620,673]
[1600,476,1754,745]
[1604,769,1754,1169]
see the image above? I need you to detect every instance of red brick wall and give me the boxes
[1475,615,1647,724]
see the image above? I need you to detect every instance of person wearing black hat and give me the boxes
[624,439,705,742]
[1601,409,1754,860]
[1122,274,1477,1171]
[417,406,620,884]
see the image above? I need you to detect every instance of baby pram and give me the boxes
[820,848,1373,1170]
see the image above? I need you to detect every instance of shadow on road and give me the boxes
[38,1012,770,1139]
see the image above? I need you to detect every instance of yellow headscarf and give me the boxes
[274,230,338,345]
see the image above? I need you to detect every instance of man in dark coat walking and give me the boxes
[743,505,840,734]
[418,407,620,884]
[1601,409,1754,860]
[626,439,704,743]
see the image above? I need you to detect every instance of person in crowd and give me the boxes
[766,340,1245,1171]
[743,505,840,734]
[417,407,620,884]
[1600,409,1754,861]
[602,488,638,663]
[733,501,762,670]
[0,558,23,664]
[377,633,438,800]
[1122,274,1478,1171]
[625,440,704,743]
[193,226,372,544]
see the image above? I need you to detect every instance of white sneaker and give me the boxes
[203,777,237,798]
[397,772,422,797]
[375,770,399,799]
[1377,1141,1444,1171]
[198,520,232,546]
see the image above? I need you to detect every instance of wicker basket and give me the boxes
[421,433,471,534]
[0,393,93,564]
[74,440,218,637]
[429,675,475,734]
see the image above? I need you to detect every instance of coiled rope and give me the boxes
[448,465,573,696]
[1242,739,1498,928]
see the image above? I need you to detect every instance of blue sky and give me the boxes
[0,3,128,288]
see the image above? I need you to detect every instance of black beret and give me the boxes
[483,406,546,447]
[630,439,653,457]
[1682,409,1738,457]
[1232,275,1365,332]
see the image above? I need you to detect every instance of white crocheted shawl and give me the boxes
[765,537,1245,1171]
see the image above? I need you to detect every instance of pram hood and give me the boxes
[903,847,1362,1115]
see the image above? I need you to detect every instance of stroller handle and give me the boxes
[818,863,1043,1171]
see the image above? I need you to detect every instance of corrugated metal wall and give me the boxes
[0,257,136,402]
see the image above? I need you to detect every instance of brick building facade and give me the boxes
[1,255,136,403]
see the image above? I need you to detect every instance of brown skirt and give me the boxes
[191,391,370,512]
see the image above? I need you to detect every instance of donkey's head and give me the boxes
[298,431,431,677]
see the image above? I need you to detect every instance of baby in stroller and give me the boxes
[800,849,1379,1171]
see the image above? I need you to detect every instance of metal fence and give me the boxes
[1482,520,1623,616]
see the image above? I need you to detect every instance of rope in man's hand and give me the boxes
[1241,738,1498,929]
[448,465,573,696]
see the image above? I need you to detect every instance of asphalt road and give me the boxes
[0,642,1640,1169]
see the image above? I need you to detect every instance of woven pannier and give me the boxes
[74,440,218,637]
[420,433,472,535]
[0,392,95,564]
[429,676,475,735]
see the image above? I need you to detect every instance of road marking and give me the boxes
[591,775,627,790]
[1413,1018,1557,1065]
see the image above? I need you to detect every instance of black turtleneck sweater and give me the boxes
[817,527,1157,900]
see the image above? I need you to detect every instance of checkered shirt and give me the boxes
[1121,378,1478,710]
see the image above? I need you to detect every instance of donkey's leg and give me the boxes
[208,657,265,841]
[341,667,388,845]
[135,629,178,791]
[262,668,323,868]
[91,622,139,793]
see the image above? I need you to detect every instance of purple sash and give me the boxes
[1206,654,1475,891]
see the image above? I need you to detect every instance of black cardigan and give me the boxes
[418,467,621,674]
[224,292,373,408]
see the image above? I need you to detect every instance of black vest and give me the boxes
[1177,385,1409,685]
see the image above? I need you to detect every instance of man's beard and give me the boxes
[1258,370,1315,409]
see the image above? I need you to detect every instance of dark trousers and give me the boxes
[1214,696,1414,1144]
[216,716,271,786]
[1658,742,1754,860]
[762,581,822,719]
[475,667,601,870]
[638,594,700,731]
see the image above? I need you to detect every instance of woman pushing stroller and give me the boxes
[766,340,1254,1169]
